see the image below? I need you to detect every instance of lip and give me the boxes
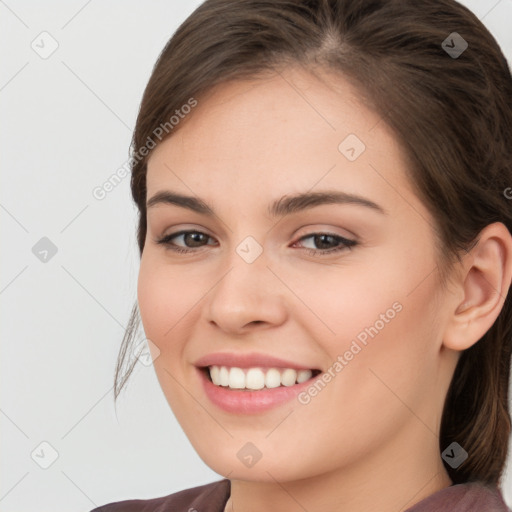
[194,352,320,414]
[197,367,318,414]
[194,352,316,371]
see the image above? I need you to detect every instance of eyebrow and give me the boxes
[146,189,387,217]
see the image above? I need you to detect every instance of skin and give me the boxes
[137,64,512,512]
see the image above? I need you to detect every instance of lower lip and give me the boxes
[197,368,316,414]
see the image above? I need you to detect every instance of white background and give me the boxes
[1,1,511,510]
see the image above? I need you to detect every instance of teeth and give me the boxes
[219,366,229,386]
[281,368,297,386]
[297,369,313,383]
[208,366,313,390]
[265,368,281,389]
[229,367,245,389]
[210,365,220,384]
[246,368,265,390]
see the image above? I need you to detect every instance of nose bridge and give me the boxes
[216,234,273,305]
[205,234,287,331]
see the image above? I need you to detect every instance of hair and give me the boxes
[113,0,512,488]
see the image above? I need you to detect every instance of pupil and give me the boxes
[316,234,333,249]
[187,233,205,247]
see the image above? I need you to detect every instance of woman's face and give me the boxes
[138,66,458,483]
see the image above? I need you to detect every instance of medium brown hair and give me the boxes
[114,0,512,487]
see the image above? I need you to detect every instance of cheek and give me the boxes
[286,282,441,470]
[137,254,203,413]
[280,255,411,352]
[137,259,170,343]
[293,241,440,401]
[137,253,202,345]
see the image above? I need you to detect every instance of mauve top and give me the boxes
[90,479,511,511]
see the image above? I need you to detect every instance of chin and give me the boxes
[192,442,317,483]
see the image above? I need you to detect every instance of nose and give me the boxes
[205,248,288,335]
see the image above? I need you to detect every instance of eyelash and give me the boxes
[155,230,357,257]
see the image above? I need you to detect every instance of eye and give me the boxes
[155,230,217,254]
[155,230,357,256]
[292,233,357,257]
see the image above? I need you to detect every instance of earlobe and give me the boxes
[442,222,512,352]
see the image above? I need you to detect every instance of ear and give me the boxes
[442,222,512,351]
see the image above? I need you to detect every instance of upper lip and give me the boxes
[194,352,317,370]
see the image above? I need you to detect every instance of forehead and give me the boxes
[145,66,416,211]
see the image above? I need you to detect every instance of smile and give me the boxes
[207,365,320,390]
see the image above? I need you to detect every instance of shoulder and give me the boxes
[406,481,511,512]
[90,479,230,512]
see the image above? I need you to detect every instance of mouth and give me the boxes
[201,365,322,391]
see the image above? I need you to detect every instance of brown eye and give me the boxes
[293,233,357,256]
[156,230,216,253]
